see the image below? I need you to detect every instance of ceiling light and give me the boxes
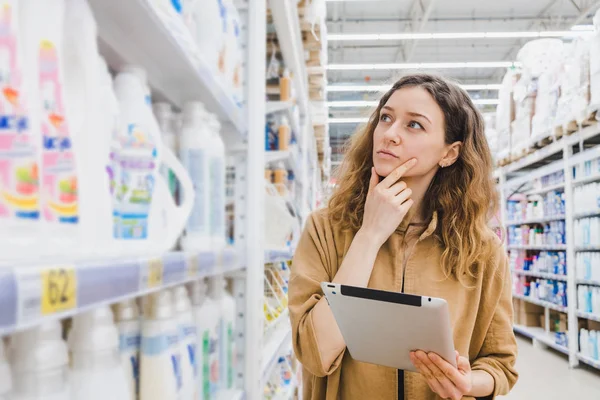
[326,84,503,92]
[327,61,520,71]
[328,31,593,41]
[329,118,370,124]
[327,99,499,108]
[571,24,595,31]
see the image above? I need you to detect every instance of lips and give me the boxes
[377,149,398,158]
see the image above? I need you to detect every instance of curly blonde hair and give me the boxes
[328,74,498,284]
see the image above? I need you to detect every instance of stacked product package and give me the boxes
[495,70,519,163]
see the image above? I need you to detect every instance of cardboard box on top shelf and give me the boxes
[523,300,544,313]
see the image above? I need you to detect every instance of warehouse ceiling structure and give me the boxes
[326,0,600,164]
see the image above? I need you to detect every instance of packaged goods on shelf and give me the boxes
[510,72,537,158]
[573,182,600,213]
[506,193,565,221]
[578,285,600,314]
[576,252,600,282]
[511,250,567,275]
[590,10,600,111]
[513,275,568,307]
[495,70,520,162]
[580,328,600,362]
[556,38,592,129]
[574,156,600,181]
[507,221,566,246]
[575,217,600,246]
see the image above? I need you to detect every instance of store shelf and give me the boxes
[270,0,309,114]
[575,246,600,251]
[523,182,565,196]
[265,248,295,263]
[513,325,569,355]
[274,381,297,400]
[511,269,567,281]
[265,146,300,174]
[505,215,566,226]
[574,209,600,219]
[577,353,600,370]
[507,244,567,251]
[262,310,293,384]
[513,294,568,313]
[216,390,246,400]
[573,174,600,186]
[89,0,246,136]
[577,311,600,322]
[266,101,301,136]
[577,279,600,286]
[0,248,241,336]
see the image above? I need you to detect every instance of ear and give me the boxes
[439,141,462,168]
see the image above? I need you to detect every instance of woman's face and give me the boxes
[372,86,448,178]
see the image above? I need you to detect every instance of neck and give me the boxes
[402,169,437,222]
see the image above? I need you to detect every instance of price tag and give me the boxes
[41,267,77,315]
[187,254,199,278]
[147,258,164,288]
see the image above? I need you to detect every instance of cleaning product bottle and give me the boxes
[140,290,182,400]
[113,66,193,254]
[209,276,236,390]
[114,299,141,400]
[153,102,178,200]
[67,307,131,400]
[180,102,212,252]
[0,340,11,400]
[190,0,224,76]
[173,286,197,400]
[0,0,41,262]
[278,116,290,151]
[273,162,288,196]
[223,0,243,105]
[279,69,291,102]
[190,279,221,400]
[63,0,114,258]
[20,0,79,256]
[208,114,226,251]
[9,321,70,400]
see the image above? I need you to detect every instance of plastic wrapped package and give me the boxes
[532,69,561,142]
[511,73,537,158]
[589,13,600,111]
[556,38,591,127]
[495,70,520,162]
[516,39,564,78]
[483,113,498,159]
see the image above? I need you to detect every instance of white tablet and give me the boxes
[321,282,456,372]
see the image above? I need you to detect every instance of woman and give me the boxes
[289,74,518,400]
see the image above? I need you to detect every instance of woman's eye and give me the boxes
[408,121,423,130]
[380,114,392,123]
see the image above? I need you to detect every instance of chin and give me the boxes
[374,164,397,178]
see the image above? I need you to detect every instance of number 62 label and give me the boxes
[41,267,77,315]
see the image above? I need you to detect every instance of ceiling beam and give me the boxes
[392,0,437,63]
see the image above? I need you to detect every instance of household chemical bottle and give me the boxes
[278,117,290,151]
[280,69,291,102]
[273,162,288,196]
[190,279,221,400]
[63,0,113,258]
[20,0,79,256]
[67,307,131,400]
[10,322,70,400]
[113,66,193,254]
[153,102,178,200]
[140,290,182,400]
[208,276,236,389]
[0,0,41,262]
[208,114,226,251]
[173,286,197,400]
[0,340,11,400]
[180,102,212,252]
[223,0,243,106]
[190,0,225,76]
[114,299,141,400]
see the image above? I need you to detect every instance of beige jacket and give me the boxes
[289,208,518,400]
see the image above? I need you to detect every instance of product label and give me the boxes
[227,322,233,388]
[202,331,210,400]
[182,148,208,235]
[116,123,158,239]
[206,328,220,398]
[39,40,78,224]
[210,157,224,237]
[107,144,122,238]
[0,4,38,221]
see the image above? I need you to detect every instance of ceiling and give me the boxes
[326,0,600,162]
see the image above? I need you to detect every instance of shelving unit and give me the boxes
[497,124,600,370]
[506,215,566,226]
[262,311,293,384]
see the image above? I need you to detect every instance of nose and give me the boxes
[382,122,401,145]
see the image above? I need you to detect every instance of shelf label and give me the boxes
[147,258,164,288]
[41,266,77,315]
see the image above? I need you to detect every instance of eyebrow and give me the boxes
[381,106,432,124]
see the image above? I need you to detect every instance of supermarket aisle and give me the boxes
[500,336,600,399]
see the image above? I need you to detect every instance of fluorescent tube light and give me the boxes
[329,118,370,124]
[571,24,595,31]
[326,84,503,92]
[327,99,499,108]
[327,61,520,71]
[328,31,593,41]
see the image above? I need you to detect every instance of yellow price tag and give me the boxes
[147,258,163,288]
[187,255,199,278]
[41,267,77,315]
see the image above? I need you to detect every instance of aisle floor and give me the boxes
[500,335,600,399]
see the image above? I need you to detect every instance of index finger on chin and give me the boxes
[379,158,417,188]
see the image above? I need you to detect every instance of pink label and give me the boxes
[38,40,78,224]
[0,2,39,220]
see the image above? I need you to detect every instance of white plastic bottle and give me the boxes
[114,299,141,400]
[191,0,226,76]
[190,279,222,400]
[0,0,41,262]
[223,0,243,105]
[180,102,212,252]
[207,114,226,251]
[153,102,178,200]
[209,276,236,389]
[67,307,131,400]
[0,340,11,400]
[173,286,197,400]
[9,322,70,400]
[140,290,182,400]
